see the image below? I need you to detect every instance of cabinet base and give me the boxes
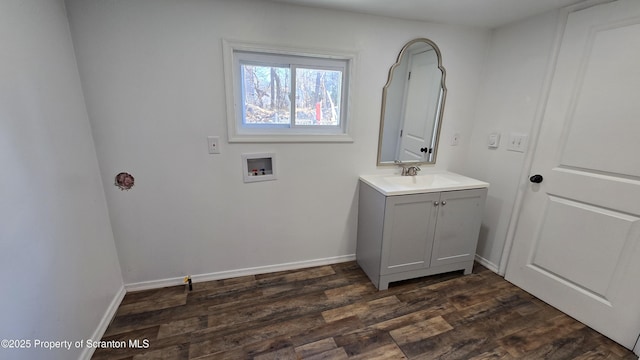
[360,260,474,290]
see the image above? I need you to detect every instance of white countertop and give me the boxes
[359,171,489,196]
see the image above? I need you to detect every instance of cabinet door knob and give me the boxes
[433,201,439,206]
[441,201,447,206]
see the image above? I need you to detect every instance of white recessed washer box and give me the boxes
[242,153,277,183]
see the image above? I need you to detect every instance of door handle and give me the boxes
[529,174,543,184]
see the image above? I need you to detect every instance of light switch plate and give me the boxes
[506,133,528,153]
[207,136,220,154]
[488,133,500,149]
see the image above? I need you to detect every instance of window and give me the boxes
[223,40,354,142]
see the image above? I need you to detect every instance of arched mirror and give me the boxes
[377,38,447,166]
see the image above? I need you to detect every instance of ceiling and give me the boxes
[268,0,587,28]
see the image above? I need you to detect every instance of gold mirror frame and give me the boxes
[377,38,447,166]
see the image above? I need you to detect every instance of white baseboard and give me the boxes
[475,254,500,274]
[124,254,356,292]
[80,285,126,360]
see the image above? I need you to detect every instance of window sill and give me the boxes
[227,133,354,143]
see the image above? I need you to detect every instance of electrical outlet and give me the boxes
[207,136,220,154]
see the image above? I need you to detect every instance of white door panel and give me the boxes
[531,196,639,298]
[559,22,640,177]
[506,0,640,349]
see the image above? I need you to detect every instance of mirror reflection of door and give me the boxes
[396,48,441,161]
[377,38,447,166]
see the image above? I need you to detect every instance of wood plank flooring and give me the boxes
[92,262,638,360]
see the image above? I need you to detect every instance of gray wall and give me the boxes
[463,9,562,271]
[65,0,491,286]
[0,0,124,359]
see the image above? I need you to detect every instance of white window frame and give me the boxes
[222,39,355,143]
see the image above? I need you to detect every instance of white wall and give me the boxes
[65,0,491,285]
[380,58,408,161]
[0,1,124,359]
[462,10,562,270]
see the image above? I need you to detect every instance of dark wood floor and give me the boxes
[92,262,638,360]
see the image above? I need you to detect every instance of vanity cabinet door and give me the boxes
[430,188,487,268]
[380,193,439,275]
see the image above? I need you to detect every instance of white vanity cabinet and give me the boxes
[357,176,487,290]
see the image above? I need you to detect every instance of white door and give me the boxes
[397,49,441,161]
[505,0,640,349]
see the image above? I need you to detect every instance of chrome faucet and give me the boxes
[394,160,408,176]
[406,166,421,176]
[394,160,421,176]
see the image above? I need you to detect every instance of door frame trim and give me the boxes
[498,0,615,277]
[499,0,639,352]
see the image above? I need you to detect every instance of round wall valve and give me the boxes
[115,172,135,190]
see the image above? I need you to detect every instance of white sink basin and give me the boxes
[360,172,489,196]
[382,173,460,187]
